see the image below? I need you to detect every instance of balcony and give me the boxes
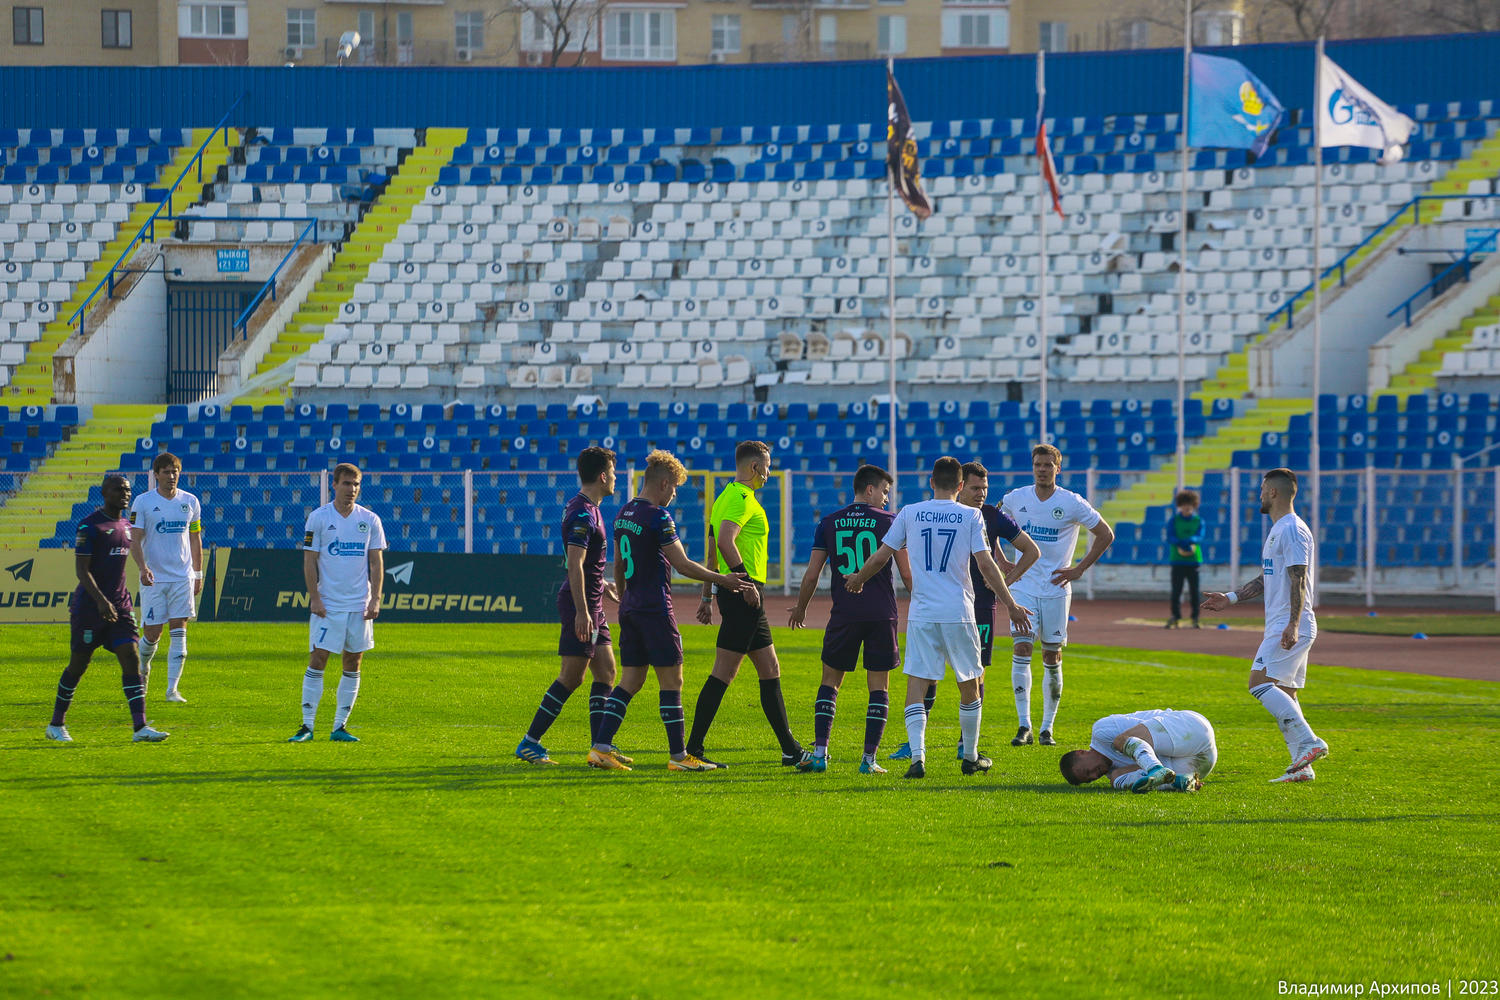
[747,40,871,61]
[294,37,452,66]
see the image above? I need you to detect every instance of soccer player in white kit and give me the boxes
[129,452,203,703]
[1059,709,1217,792]
[844,457,1032,779]
[287,463,386,743]
[1202,468,1329,783]
[1000,443,1114,747]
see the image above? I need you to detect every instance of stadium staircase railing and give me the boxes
[0,403,161,547]
[1093,398,1311,531]
[0,124,236,402]
[234,127,468,408]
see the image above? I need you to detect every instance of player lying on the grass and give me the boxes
[788,464,913,774]
[1201,467,1329,784]
[685,440,804,768]
[130,452,203,704]
[46,474,168,743]
[892,460,1039,761]
[289,462,384,743]
[844,457,1032,779]
[1000,443,1113,748]
[517,446,622,765]
[1058,709,1216,793]
[587,450,753,773]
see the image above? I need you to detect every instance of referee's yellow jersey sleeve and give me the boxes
[712,484,750,530]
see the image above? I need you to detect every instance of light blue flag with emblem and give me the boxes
[1186,52,1285,158]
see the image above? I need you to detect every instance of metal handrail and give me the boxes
[1386,229,1496,326]
[1265,193,1500,331]
[65,92,247,336]
[233,218,321,334]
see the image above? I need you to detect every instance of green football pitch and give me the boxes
[3,622,1497,999]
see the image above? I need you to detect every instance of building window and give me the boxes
[818,14,836,55]
[603,9,674,62]
[1117,18,1148,49]
[1038,20,1067,52]
[941,10,1007,49]
[455,10,484,53]
[180,3,243,38]
[711,14,739,54]
[102,9,133,48]
[286,8,315,49]
[520,9,595,53]
[877,14,905,55]
[1193,10,1242,46]
[12,6,42,45]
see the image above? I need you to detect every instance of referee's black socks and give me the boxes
[759,677,800,757]
[686,675,729,756]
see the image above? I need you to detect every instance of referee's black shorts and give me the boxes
[715,583,773,654]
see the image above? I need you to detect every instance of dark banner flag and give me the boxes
[886,66,933,220]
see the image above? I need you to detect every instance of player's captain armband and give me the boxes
[129,512,137,525]
[189,519,202,533]
[302,531,315,548]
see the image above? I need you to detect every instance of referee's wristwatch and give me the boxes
[700,594,713,603]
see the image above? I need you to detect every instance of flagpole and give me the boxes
[887,58,899,504]
[1311,35,1324,607]
[1037,50,1049,447]
[1176,0,1191,493]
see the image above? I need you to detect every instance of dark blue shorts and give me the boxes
[618,610,684,668]
[821,618,900,672]
[70,612,139,654]
[974,599,996,667]
[557,589,610,658]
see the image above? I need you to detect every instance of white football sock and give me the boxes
[903,703,928,761]
[301,667,324,728]
[1011,654,1032,729]
[1251,682,1316,755]
[138,636,159,677]
[1123,736,1164,771]
[958,700,982,762]
[167,627,187,690]
[1040,661,1063,732]
[333,670,361,728]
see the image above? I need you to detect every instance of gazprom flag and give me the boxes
[1318,54,1415,161]
[1187,52,1284,158]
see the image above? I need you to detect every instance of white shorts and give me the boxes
[310,611,375,655]
[1146,710,1218,778]
[1010,589,1071,649]
[140,579,196,626]
[903,621,983,683]
[1253,626,1317,689]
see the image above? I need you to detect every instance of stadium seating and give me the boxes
[31,394,1488,570]
[273,106,1500,396]
[181,127,417,244]
[0,404,80,491]
[0,127,189,388]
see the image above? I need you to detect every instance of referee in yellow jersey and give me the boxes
[685,440,804,768]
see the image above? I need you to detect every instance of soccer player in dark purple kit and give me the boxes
[787,465,913,774]
[45,474,168,743]
[515,446,621,765]
[587,450,753,773]
[890,460,1039,759]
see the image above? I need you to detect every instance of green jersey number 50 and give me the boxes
[834,529,878,576]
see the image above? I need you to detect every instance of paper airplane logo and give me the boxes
[5,558,34,581]
[386,561,414,585]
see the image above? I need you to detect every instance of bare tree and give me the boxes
[500,0,609,67]
[1419,0,1500,33]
